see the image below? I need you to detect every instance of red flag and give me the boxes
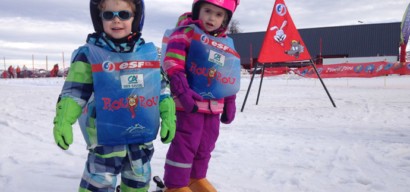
[401,3,410,45]
[400,3,410,62]
[258,0,311,63]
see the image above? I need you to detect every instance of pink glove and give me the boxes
[221,95,236,124]
[170,71,203,113]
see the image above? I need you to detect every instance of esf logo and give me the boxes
[102,61,116,72]
[210,41,229,51]
[200,34,229,51]
[200,34,210,44]
[119,61,146,69]
[275,4,287,16]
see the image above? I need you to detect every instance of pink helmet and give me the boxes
[192,0,240,26]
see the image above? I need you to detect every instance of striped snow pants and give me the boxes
[79,142,154,192]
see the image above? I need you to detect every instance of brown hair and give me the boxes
[98,0,136,12]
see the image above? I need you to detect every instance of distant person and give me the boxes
[1,70,8,78]
[16,65,21,78]
[50,64,59,77]
[161,0,241,191]
[8,65,14,78]
[22,65,28,78]
[52,0,175,191]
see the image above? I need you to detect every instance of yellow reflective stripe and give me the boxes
[166,159,192,168]
[94,150,127,158]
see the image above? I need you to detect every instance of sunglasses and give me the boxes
[101,10,134,21]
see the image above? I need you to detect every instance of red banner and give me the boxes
[258,0,311,63]
[293,62,410,78]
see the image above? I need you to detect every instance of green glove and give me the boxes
[159,97,176,144]
[53,97,82,150]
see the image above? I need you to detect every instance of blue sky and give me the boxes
[0,0,408,69]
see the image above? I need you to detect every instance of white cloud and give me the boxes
[0,17,91,68]
[0,40,43,50]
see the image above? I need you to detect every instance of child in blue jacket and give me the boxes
[52,0,176,191]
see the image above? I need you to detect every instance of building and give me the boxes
[229,22,401,69]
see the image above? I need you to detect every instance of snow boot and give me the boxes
[189,178,217,192]
[165,187,193,192]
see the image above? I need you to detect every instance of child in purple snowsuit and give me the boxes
[161,0,241,191]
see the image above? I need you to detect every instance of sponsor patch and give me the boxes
[208,50,225,66]
[121,74,144,89]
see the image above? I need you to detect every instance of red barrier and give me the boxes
[292,62,410,78]
[264,67,292,76]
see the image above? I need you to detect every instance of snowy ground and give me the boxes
[0,75,410,192]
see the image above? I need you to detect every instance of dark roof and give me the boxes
[229,22,401,65]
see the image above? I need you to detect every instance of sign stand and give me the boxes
[241,0,336,112]
[241,60,336,112]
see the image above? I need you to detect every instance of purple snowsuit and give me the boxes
[164,111,221,188]
[162,12,238,188]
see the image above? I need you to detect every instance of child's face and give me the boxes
[101,0,134,39]
[198,3,227,32]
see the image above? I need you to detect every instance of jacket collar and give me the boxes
[86,32,143,53]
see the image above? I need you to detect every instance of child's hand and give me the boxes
[159,97,176,144]
[53,119,74,150]
[169,71,203,113]
[53,97,82,150]
[221,95,236,124]
[178,89,203,113]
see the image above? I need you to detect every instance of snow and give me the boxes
[1,75,410,192]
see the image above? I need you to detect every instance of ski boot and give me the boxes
[189,178,216,192]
